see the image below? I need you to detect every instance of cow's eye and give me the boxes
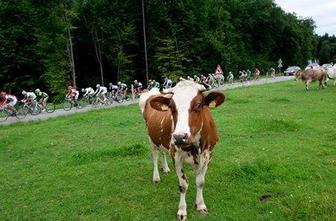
[194,102,202,111]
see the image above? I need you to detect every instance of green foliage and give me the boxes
[0,0,42,94]
[315,34,336,64]
[154,38,188,81]
[33,2,71,97]
[0,0,330,93]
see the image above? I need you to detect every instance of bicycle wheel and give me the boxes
[16,106,28,119]
[76,99,83,109]
[107,96,113,104]
[31,104,41,115]
[0,109,9,122]
[63,99,72,111]
[115,93,124,103]
[46,103,55,113]
[104,97,112,105]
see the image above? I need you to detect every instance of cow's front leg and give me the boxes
[174,154,188,221]
[195,150,210,214]
[305,80,311,91]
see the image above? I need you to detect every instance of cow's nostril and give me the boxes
[173,133,189,145]
[182,133,188,140]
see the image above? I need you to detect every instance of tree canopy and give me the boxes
[0,0,334,97]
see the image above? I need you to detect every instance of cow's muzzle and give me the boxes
[173,133,189,146]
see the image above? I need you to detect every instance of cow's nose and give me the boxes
[173,133,189,145]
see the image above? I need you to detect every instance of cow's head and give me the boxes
[294,70,302,80]
[150,80,225,147]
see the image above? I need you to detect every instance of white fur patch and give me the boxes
[171,80,204,137]
[139,88,160,113]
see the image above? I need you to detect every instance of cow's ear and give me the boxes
[150,96,171,111]
[204,92,225,108]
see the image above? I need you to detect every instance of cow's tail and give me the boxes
[139,88,160,113]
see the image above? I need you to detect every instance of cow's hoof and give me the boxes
[162,167,171,173]
[177,213,187,221]
[153,176,160,183]
[197,208,208,215]
[196,204,208,214]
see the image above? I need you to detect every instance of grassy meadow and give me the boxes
[1,80,336,220]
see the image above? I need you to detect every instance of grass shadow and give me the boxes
[70,144,147,166]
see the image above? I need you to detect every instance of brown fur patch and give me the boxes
[143,95,174,150]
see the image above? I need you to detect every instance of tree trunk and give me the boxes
[142,0,149,85]
[83,16,104,86]
[67,27,76,88]
[92,30,104,86]
[63,3,76,88]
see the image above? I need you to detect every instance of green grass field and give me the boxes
[1,81,336,221]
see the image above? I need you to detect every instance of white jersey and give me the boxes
[95,86,107,95]
[26,92,36,100]
[111,85,119,90]
[83,87,95,96]
[5,94,17,106]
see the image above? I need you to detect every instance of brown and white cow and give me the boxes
[139,80,225,221]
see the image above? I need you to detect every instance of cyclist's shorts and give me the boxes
[7,98,17,107]
[71,92,79,100]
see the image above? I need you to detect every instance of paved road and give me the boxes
[0,76,294,126]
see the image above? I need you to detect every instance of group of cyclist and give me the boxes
[74,80,139,104]
[1,68,274,115]
[0,88,49,115]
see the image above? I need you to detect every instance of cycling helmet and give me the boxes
[22,90,27,95]
[96,84,100,88]
[117,81,121,85]
[81,88,85,93]
[35,88,40,94]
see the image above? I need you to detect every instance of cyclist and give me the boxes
[152,80,160,89]
[227,71,234,84]
[207,74,215,86]
[81,87,95,104]
[147,79,154,90]
[179,76,186,81]
[22,90,37,104]
[133,80,143,95]
[0,92,17,114]
[163,77,173,89]
[94,84,108,103]
[82,87,95,97]
[194,75,200,83]
[117,81,128,98]
[246,69,252,80]
[200,74,211,90]
[35,89,49,111]
[187,76,194,81]
[254,68,260,79]
[66,86,79,105]
[269,67,276,78]
[108,83,119,96]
